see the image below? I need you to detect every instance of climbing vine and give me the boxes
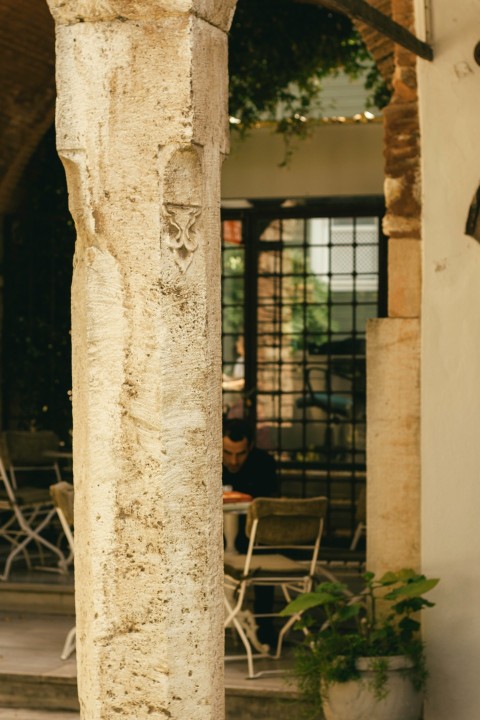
[229,0,389,132]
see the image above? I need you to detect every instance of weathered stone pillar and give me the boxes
[46,2,236,718]
[366,318,420,574]
[366,0,422,574]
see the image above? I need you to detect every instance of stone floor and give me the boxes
[0,563,363,718]
[0,612,77,677]
[0,610,298,688]
[0,609,302,719]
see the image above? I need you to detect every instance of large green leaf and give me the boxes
[385,578,439,600]
[395,569,419,582]
[280,591,340,616]
[377,571,400,586]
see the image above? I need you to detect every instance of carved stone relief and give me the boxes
[160,145,203,273]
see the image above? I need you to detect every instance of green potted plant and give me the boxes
[281,568,439,720]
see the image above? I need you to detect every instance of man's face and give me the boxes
[222,435,251,474]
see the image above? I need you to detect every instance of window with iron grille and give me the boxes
[222,198,387,548]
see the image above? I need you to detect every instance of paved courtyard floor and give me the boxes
[0,561,362,718]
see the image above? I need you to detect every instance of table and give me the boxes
[223,500,250,554]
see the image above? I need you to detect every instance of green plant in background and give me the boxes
[284,248,331,352]
[229,0,390,133]
[222,248,245,337]
[281,569,439,712]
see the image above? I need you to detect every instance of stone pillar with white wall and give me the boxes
[366,0,422,574]
[46,2,236,718]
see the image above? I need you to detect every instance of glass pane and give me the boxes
[257,342,281,367]
[222,276,244,305]
[331,226,354,246]
[259,218,304,244]
[283,247,306,274]
[222,305,243,334]
[356,304,378,326]
[281,218,305,245]
[258,250,281,276]
[259,219,281,243]
[222,220,243,246]
[355,274,378,292]
[222,247,244,276]
[331,245,354,275]
[257,365,280,392]
[331,304,354,334]
[282,277,325,307]
[257,307,280,329]
[259,395,283,424]
[258,279,281,301]
[356,245,378,274]
[223,332,244,363]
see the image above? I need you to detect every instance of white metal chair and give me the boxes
[50,481,76,660]
[0,434,69,581]
[224,496,328,678]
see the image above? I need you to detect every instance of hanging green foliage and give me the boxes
[229,0,390,131]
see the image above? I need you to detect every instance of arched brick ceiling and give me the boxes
[0,0,55,213]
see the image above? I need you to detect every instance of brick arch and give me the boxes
[0,0,55,214]
[354,0,394,89]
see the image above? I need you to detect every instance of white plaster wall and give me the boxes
[417,1,480,718]
[221,122,384,199]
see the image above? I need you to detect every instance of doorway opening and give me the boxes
[222,197,386,547]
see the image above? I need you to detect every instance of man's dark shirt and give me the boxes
[222,446,278,499]
[222,447,277,553]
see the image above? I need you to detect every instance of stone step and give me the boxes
[226,685,311,720]
[0,680,309,720]
[0,578,74,616]
[0,611,315,719]
[0,676,79,713]
[0,711,79,720]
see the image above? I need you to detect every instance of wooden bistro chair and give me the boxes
[0,431,63,489]
[224,496,328,678]
[50,481,76,660]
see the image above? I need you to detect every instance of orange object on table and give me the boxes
[222,491,253,504]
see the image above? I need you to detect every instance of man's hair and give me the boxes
[222,418,254,444]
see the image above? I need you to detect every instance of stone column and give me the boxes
[46,2,237,718]
[366,0,422,574]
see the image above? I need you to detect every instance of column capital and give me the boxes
[46,0,237,32]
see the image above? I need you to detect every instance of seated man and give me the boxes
[222,418,277,503]
[222,418,278,647]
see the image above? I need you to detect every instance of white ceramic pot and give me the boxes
[321,656,423,720]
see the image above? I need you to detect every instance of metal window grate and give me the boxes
[221,199,386,549]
